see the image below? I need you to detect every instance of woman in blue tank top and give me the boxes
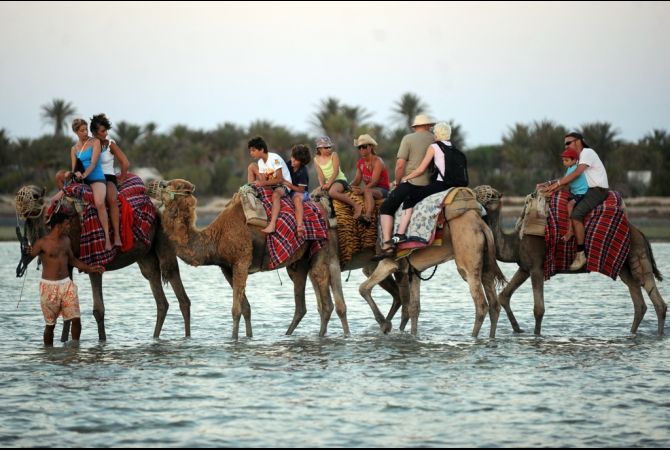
[70,118,113,251]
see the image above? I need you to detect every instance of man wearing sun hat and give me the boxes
[374,114,435,259]
[546,132,609,270]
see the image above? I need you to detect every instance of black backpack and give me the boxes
[432,141,469,187]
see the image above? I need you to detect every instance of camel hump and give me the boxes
[443,187,482,222]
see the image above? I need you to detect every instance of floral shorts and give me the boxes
[39,278,80,326]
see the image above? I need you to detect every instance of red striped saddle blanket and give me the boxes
[60,174,156,266]
[544,190,630,280]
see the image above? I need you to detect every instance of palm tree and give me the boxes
[311,97,342,134]
[392,93,430,129]
[41,99,76,137]
[114,121,143,147]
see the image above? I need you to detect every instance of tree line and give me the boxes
[2,96,669,197]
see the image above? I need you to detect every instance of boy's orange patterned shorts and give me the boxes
[39,278,81,326]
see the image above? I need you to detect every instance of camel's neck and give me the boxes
[25,217,46,244]
[164,206,215,266]
[162,201,242,267]
[487,206,520,263]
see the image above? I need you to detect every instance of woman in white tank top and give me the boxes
[90,114,130,249]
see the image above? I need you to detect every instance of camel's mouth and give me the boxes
[15,185,46,219]
[147,179,196,204]
[474,185,502,207]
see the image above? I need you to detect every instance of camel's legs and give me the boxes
[137,254,170,339]
[483,275,500,338]
[361,264,405,327]
[643,273,667,336]
[359,258,399,333]
[326,253,349,336]
[394,269,411,331]
[89,272,107,341]
[451,226,488,337]
[407,270,421,335]
[222,266,252,339]
[286,259,314,336]
[530,270,545,335]
[498,269,529,333]
[155,236,192,337]
[619,265,648,334]
[309,269,335,337]
[229,263,252,340]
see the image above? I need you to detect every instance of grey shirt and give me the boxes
[397,130,434,186]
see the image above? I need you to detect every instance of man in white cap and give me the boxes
[374,114,435,259]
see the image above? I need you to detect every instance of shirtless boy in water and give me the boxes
[24,209,104,346]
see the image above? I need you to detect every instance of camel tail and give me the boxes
[483,223,507,288]
[642,232,664,282]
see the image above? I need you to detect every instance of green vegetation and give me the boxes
[1,96,669,198]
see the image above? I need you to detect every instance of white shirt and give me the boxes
[578,147,609,188]
[100,139,116,175]
[258,152,292,184]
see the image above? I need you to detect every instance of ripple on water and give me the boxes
[0,243,669,446]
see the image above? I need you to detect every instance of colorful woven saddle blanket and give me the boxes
[254,186,328,270]
[394,187,483,254]
[330,193,383,266]
[61,174,157,266]
[544,190,630,280]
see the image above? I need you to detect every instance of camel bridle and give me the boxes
[15,186,46,220]
[473,185,501,207]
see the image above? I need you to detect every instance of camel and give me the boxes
[475,186,667,336]
[308,190,408,335]
[358,207,507,338]
[150,179,342,340]
[15,185,192,341]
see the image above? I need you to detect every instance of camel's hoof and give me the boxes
[381,321,392,334]
[513,328,525,334]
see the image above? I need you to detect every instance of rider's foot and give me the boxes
[261,224,276,234]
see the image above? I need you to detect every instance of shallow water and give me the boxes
[1,241,669,447]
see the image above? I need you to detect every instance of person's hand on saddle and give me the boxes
[73,171,84,183]
[117,171,128,184]
[321,183,331,192]
[351,185,362,195]
[49,190,65,206]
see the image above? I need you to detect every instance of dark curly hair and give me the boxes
[247,136,268,152]
[291,144,312,166]
[90,113,112,134]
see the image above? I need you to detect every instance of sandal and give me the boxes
[357,215,372,226]
[385,233,407,245]
[372,246,395,262]
[297,224,305,239]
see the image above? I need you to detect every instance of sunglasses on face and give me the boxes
[564,139,578,147]
[357,145,369,150]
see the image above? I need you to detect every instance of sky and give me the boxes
[1,1,669,147]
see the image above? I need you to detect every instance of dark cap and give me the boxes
[565,131,589,148]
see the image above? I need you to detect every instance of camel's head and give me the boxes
[474,185,503,212]
[15,185,46,220]
[149,179,197,210]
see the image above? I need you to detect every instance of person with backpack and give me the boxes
[394,122,468,238]
[374,114,436,260]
